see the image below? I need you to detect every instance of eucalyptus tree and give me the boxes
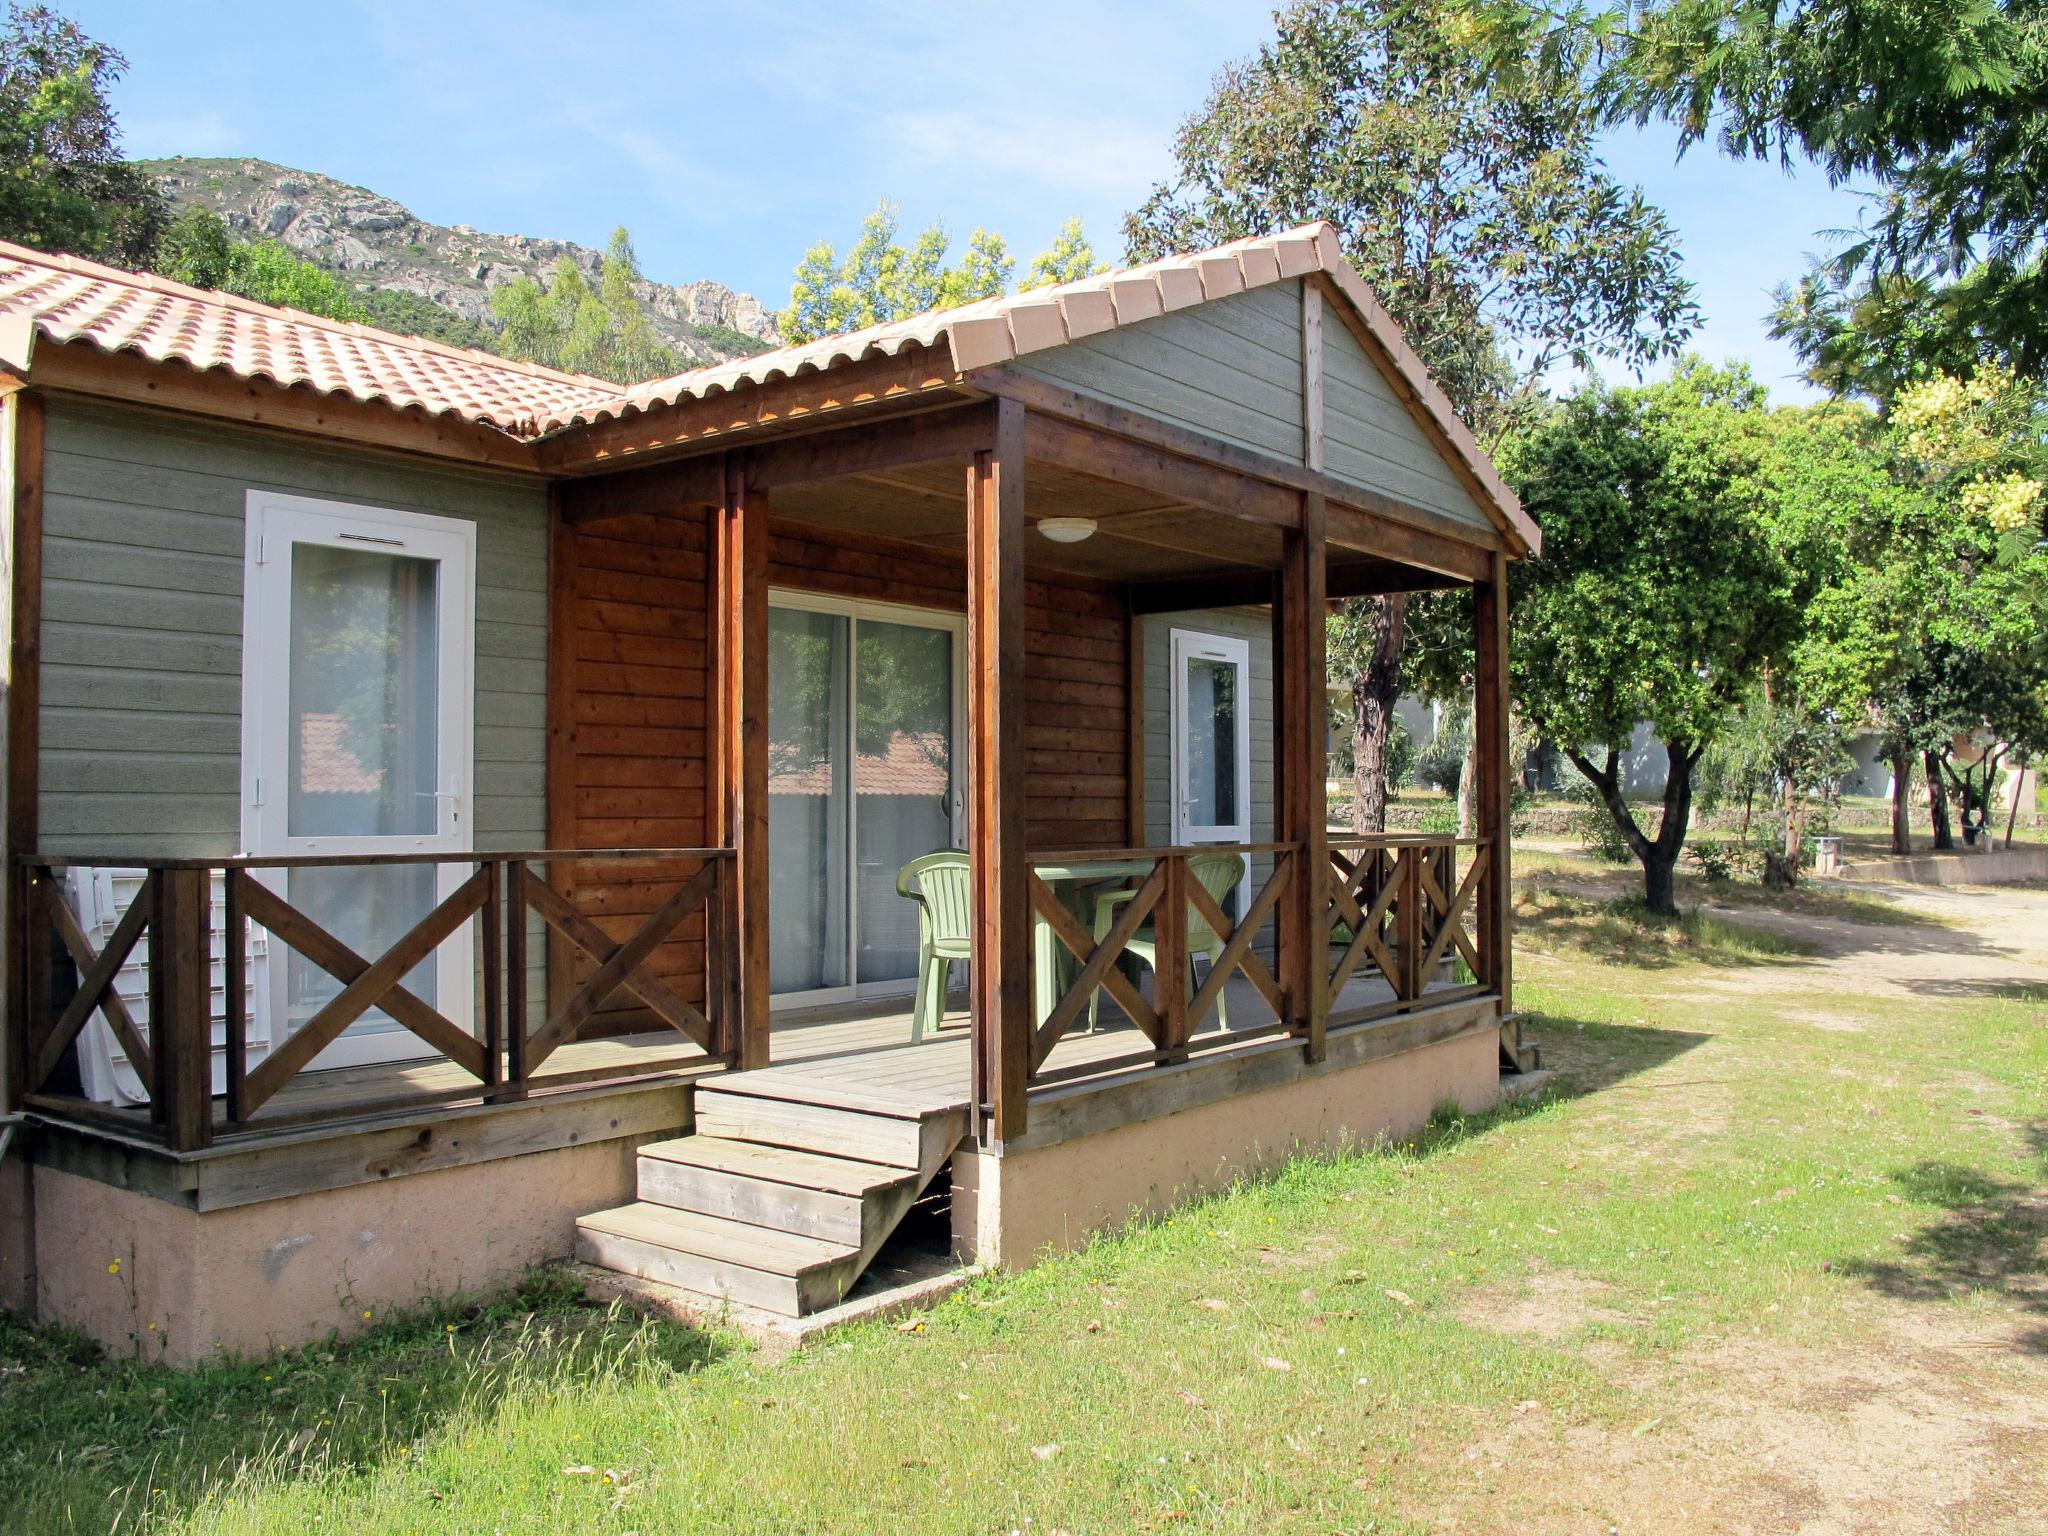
[1471,0,2048,373]
[1125,0,1697,830]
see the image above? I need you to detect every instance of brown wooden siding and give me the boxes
[548,506,714,1022]
[765,519,1131,851]
[546,507,1132,1024]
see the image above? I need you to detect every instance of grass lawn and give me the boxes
[3,854,2044,1532]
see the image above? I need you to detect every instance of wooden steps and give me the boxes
[574,1071,968,1318]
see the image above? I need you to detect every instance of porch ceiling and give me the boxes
[769,454,1290,583]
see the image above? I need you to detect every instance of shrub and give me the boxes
[1563,776,1632,862]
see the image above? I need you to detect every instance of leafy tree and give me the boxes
[0,3,166,264]
[1506,360,1797,914]
[353,286,493,351]
[1125,0,1697,832]
[492,227,685,383]
[1024,218,1106,290]
[154,206,366,322]
[1470,0,2048,373]
[780,202,1107,344]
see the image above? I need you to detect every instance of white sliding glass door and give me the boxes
[768,594,962,1005]
[241,492,475,1071]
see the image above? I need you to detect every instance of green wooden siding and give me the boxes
[1015,276,1493,534]
[38,399,548,858]
[1141,608,1277,967]
[1014,284,1307,462]
[1319,308,1489,529]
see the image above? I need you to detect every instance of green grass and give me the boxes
[3,874,2044,1532]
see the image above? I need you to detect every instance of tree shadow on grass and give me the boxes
[0,1267,727,1534]
[1836,1133,2048,1356]
[1523,1012,1712,1098]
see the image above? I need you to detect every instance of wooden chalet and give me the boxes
[0,223,1538,1360]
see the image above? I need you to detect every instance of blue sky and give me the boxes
[74,0,1870,400]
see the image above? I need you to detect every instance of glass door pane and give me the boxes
[283,542,441,1028]
[854,618,955,984]
[768,608,851,993]
[1185,654,1240,830]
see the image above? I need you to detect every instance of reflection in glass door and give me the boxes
[242,492,475,1072]
[769,597,961,1004]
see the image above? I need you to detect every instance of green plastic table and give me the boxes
[1030,856,1162,1025]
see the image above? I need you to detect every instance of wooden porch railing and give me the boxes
[11,848,733,1150]
[1324,836,1496,1028]
[1006,834,1502,1098]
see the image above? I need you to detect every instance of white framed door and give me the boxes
[241,491,476,1072]
[1170,627,1252,845]
[766,590,965,1007]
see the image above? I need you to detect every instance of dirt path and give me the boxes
[1465,876,2048,1534]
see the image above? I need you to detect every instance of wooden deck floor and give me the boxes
[110,966,1430,1140]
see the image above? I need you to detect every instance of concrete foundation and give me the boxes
[953,1019,1497,1269]
[14,1136,643,1365]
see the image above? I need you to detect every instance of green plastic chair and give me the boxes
[1087,851,1247,1033]
[897,850,972,1042]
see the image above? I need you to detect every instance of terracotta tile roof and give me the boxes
[0,238,622,433]
[769,730,951,798]
[0,224,1530,550]
[296,712,383,796]
[534,222,1532,550]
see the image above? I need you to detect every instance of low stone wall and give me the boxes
[1838,844,2048,887]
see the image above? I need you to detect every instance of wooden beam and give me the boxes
[1023,410,1301,528]
[968,398,1030,1141]
[1129,571,1276,615]
[748,401,994,489]
[5,390,42,1113]
[1327,559,1467,598]
[28,342,542,473]
[538,348,973,474]
[717,456,771,1069]
[558,455,725,525]
[1473,548,1513,1018]
[1277,492,1329,1060]
[1324,502,1490,583]
[982,366,1506,565]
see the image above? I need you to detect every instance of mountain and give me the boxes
[139,157,780,365]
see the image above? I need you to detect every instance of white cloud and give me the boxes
[875,106,1176,200]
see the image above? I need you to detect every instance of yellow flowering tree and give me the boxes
[1889,363,2048,544]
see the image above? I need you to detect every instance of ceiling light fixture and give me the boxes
[1036,516,1098,544]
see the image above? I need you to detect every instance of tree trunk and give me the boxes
[1887,746,1913,856]
[1456,688,1480,838]
[1565,737,1698,918]
[1924,748,1954,850]
[1344,594,1408,835]
[2007,759,2026,849]
[1782,775,1808,875]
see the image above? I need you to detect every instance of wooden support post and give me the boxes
[480,858,504,1090]
[1126,603,1146,846]
[968,399,1030,1141]
[1473,550,1513,1016]
[5,391,43,1113]
[1157,853,1188,1053]
[155,866,213,1150]
[1277,491,1330,1059]
[1397,846,1423,1000]
[505,859,529,1087]
[542,486,578,1022]
[717,456,772,1071]
[222,869,247,1124]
